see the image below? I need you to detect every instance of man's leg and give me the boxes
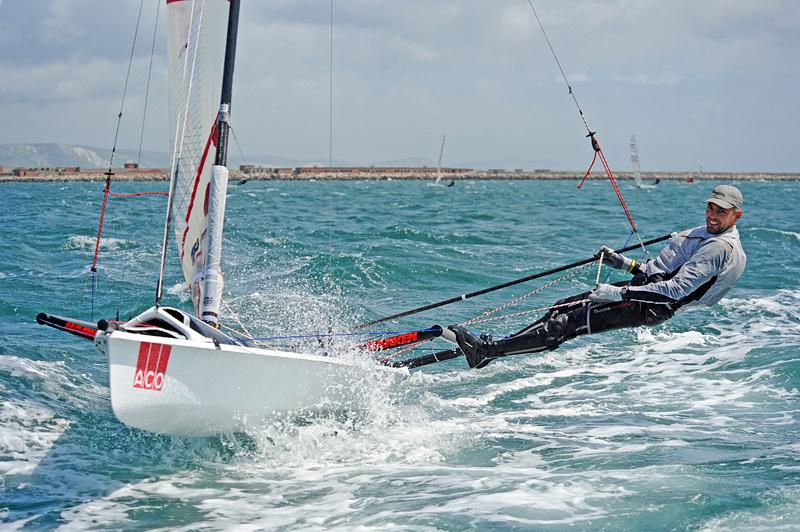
[451,300,673,368]
[450,292,592,368]
[508,290,592,337]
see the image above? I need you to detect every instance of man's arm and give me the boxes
[625,241,728,305]
[595,245,645,275]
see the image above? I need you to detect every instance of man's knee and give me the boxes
[543,313,570,347]
[643,304,674,326]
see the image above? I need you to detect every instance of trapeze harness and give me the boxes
[485,226,746,358]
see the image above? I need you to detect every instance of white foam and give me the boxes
[0,400,70,476]
[64,235,132,251]
[698,486,800,531]
[166,281,190,302]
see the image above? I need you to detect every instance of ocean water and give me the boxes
[1,178,799,530]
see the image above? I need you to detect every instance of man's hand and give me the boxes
[594,245,639,273]
[589,283,626,303]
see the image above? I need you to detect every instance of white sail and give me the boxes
[165,0,230,317]
[629,134,642,188]
[435,133,446,185]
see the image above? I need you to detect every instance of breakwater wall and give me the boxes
[1,169,798,183]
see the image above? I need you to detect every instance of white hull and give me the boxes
[96,330,408,436]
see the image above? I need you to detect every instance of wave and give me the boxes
[745,226,800,242]
[63,235,136,251]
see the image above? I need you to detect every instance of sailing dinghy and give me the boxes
[37,0,407,437]
[630,135,656,189]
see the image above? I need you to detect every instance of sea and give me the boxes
[1,178,799,530]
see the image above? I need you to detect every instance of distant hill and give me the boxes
[0,143,170,169]
[0,143,344,169]
[0,143,468,170]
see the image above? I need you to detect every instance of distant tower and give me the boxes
[629,134,642,188]
[435,133,447,185]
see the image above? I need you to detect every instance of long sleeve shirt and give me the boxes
[625,225,746,308]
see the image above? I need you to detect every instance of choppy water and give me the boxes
[1,178,799,530]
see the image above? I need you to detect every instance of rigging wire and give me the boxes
[137,0,161,166]
[460,262,593,327]
[220,298,256,341]
[324,0,337,345]
[525,0,591,136]
[90,0,146,320]
[329,0,334,171]
[327,0,335,276]
[524,0,647,253]
[229,124,248,169]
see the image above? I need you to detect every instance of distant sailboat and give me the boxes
[433,133,454,187]
[630,134,655,189]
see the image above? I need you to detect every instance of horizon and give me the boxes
[3,141,797,176]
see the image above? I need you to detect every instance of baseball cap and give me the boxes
[706,185,743,211]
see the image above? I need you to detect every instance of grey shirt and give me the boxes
[626,225,746,307]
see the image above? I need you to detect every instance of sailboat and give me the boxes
[37,0,406,437]
[432,134,454,187]
[629,134,655,189]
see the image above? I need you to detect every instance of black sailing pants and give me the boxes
[492,283,675,356]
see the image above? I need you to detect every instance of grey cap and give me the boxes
[706,185,743,210]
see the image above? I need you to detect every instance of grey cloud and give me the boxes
[0,0,797,171]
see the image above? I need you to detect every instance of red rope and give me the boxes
[597,147,637,232]
[577,135,638,233]
[91,178,112,270]
[109,190,168,197]
[91,179,168,270]
[577,149,597,189]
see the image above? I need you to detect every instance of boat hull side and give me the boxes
[96,331,408,436]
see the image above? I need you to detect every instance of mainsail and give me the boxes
[165,0,230,320]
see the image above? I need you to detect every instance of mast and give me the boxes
[199,0,241,326]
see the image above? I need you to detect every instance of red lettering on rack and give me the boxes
[64,321,97,339]
[362,332,419,351]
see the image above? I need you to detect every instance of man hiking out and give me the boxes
[450,184,747,369]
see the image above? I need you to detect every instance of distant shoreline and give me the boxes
[1,169,798,183]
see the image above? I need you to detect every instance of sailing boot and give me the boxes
[450,314,573,369]
[448,325,500,369]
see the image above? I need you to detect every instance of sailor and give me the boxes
[450,184,747,369]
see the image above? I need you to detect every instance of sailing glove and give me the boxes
[595,245,640,274]
[589,283,627,303]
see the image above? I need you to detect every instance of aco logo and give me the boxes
[133,342,172,391]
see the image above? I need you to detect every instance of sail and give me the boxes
[629,134,642,188]
[435,134,446,185]
[165,0,230,315]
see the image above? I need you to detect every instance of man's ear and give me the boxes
[734,210,743,221]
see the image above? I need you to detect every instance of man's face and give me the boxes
[706,202,742,234]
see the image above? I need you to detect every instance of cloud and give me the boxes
[0,0,798,171]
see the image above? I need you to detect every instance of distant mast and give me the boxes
[629,134,642,188]
[435,133,447,185]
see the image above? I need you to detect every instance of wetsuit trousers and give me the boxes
[492,287,675,356]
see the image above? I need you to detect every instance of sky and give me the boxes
[0,0,798,172]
